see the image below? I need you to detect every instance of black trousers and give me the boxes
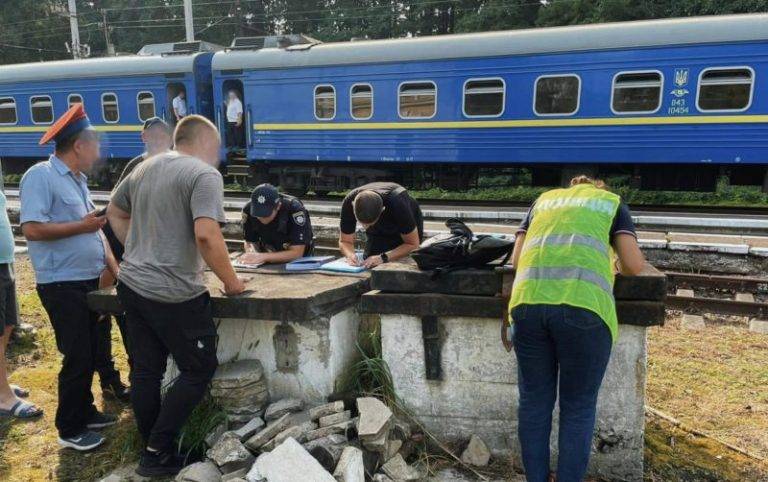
[116,283,218,451]
[94,314,131,386]
[37,279,100,438]
[227,122,245,149]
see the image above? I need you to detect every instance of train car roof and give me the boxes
[0,53,201,84]
[212,13,768,71]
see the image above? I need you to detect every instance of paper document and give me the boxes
[320,258,367,273]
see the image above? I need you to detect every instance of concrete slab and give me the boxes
[681,314,706,330]
[88,271,369,322]
[676,289,695,298]
[668,241,750,255]
[735,293,755,303]
[749,319,768,334]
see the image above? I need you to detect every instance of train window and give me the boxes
[137,92,156,121]
[350,84,373,120]
[399,81,436,119]
[534,75,580,116]
[68,94,83,109]
[463,78,505,117]
[697,67,753,112]
[314,85,336,120]
[30,96,53,124]
[0,98,17,125]
[102,93,119,123]
[612,71,663,114]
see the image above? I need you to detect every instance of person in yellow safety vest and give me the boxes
[507,175,645,482]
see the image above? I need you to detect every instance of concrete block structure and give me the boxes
[361,261,666,482]
[87,271,369,404]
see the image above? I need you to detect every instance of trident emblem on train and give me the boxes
[671,68,690,98]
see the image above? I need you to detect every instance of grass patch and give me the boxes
[176,395,226,464]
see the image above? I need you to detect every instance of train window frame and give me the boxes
[610,70,664,115]
[696,66,754,113]
[0,97,18,126]
[67,94,84,109]
[101,92,120,124]
[29,95,54,125]
[314,84,336,121]
[398,80,437,120]
[350,83,374,121]
[136,91,156,122]
[462,77,506,119]
[532,74,581,117]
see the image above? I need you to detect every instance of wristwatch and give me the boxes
[380,252,389,263]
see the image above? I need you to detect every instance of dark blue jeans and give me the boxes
[511,304,612,482]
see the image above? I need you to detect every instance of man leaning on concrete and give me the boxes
[107,115,245,477]
[20,104,120,451]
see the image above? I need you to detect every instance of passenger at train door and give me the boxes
[94,117,172,404]
[239,183,314,265]
[107,115,246,477]
[172,89,187,122]
[505,175,645,482]
[19,104,120,452]
[226,90,245,153]
[338,182,424,268]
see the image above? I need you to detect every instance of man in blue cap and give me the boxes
[20,103,120,451]
[240,183,314,265]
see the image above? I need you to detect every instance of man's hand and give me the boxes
[345,254,360,266]
[240,252,267,265]
[223,276,247,296]
[81,211,107,233]
[363,255,383,269]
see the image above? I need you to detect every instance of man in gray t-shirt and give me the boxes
[107,116,244,478]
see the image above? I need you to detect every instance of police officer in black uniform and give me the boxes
[240,184,314,265]
[338,182,423,269]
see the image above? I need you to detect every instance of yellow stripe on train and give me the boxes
[254,115,768,131]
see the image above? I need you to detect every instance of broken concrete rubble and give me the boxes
[380,454,422,481]
[232,417,266,442]
[210,360,269,423]
[207,432,256,474]
[245,413,291,450]
[356,397,393,439]
[175,461,222,482]
[309,401,345,420]
[264,398,304,422]
[460,435,491,467]
[247,438,336,482]
[318,410,352,428]
[333,446,365,482]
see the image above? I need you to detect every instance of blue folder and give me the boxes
[285,256,336,271]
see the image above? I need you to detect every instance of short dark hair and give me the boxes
[353,190,383,224]
[174,115,218,147]
[570,175,606,190]
[55,129,98,154]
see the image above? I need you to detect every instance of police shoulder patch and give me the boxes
[292,211,306,226]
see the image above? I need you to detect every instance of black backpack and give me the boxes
[412,219,515,274]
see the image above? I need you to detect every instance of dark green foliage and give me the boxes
[1,1,767,65]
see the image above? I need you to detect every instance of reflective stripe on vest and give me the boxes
[509,184,621,342]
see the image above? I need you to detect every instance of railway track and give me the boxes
[664,271,768,317]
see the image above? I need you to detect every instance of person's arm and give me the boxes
[244,245,305,265]
[106,176,132,244]
[101,231,120,279]
[106,203,131,245]
[195,218,244,295]
[338,194,359,265]
[22,213,106,241]
[614,234,645,276]
[363,228,420,268]
[509,205,533,269]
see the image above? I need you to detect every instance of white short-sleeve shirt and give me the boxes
[227,98,243,123]
[173,95,187,117]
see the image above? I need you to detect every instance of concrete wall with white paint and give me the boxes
[381,314,646,482]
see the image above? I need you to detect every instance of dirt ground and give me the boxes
[1,256,767,481]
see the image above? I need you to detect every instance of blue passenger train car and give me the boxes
[0,13,766,192]
[0,52,214,184]
[210,13,767,192]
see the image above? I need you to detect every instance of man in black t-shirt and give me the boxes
[240,184,314,265]
[338,182,423,268]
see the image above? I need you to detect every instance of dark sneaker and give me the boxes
[136,449,184,477]
[86,412,118,429]
[102,379,131,402]
[58,431,105,451]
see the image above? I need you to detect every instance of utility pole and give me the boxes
[102,9,115,56]
[184,0,195,42]
[67,0,81,59]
